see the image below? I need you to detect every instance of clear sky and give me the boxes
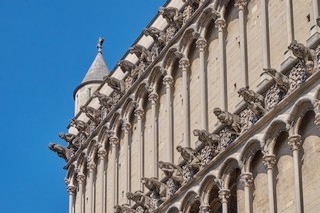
[0,0,165,212]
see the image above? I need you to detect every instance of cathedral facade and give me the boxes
[50,0,320,212]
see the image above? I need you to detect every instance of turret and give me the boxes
[73,37,110,115]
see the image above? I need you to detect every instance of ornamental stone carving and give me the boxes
[158,161,183,197]
[288,63,308,93]
[199,205,211,213]
[240,172,253,188]
[238,86,266,116]
[70,118,88,132]
[176,145,201,166]
[80,106,101,125]
[288,40,318,70]
[48,143,70,162]
[159,7,183,30]
[288,134,302,151]
[193,129,220,147]
[114,204,136,213]
[126,191,152,211]
[314,99,320,129]
[93,90,115,111]
[104,76,126,95]
[143,27,166,47]
[213,107,242,134]
[59,132,80,148]
[262,154,276,170]
[118,60,141,81]
[129,44,152,66]
[262,68,290,93]
[235,0,248,10]
[141,177,167,199]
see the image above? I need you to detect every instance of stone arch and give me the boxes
[287,97,314,135]
[180,25,198,56]
[148,65,165,88]
[66,164,77,186]
[109,109,122,137]
[239,135,263,172]
[162,46,181,75]
[86,139,98,158]
[263,118,290,154]
[198,174,218,206]
[218,156,240,186]
[76,152,87,174]
[197,1,220,36]
[167,206,180,213]
[121,95,136,122]
[180,190,201,213]
[97,124,110,150]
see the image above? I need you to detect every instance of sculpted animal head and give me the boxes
[288,40,299,51]
[213,107,222,116]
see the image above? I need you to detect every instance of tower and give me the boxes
[73,37,110,115]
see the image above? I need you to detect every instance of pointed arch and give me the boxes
[180,190,201,213]
[239,135,263,172]
[218,156,240,187]
[199,174,217,205]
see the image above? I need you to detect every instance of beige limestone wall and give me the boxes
[293,0,314,42]
[130,116,141,192]
[143,101,154,178]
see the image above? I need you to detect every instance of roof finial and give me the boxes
[97,37,104,53]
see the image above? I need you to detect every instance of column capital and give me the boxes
[199,205,211,213]
[163,75,174,88]
[288,134,302,151]
[134,108,144,119]
[109,136,119,147]
[240,172,253,188]
[87,162,96,173]
[77,173,86,184]
[235,0,247,10]
[148,92,158,104]
[67,184,76,195]
[215,18,226,30]
[219,189,230,203]
[262,154,276,170]
[98,148,107,159]
[196,37,207,52]
[179,57,190,70]
[121,121,132,132]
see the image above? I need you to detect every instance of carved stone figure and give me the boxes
[213,107,242,134]
[288,40,318,69]
[59,132,80,148]
[48,143,69,161]
[126,191,152,211]
[69,119,88,132]
[158,161,183,182]
[158,7,183,29]
[141,177,167,199]
[114,204,135,213]
[176,145,201,165]
[143,27,166,47]
[238,86,266,116]
[129,44,152,65]
[193,129,220,147]
[104,76,126,94]
[93,90,114,110]
[80,106,101,125]
[261,68,290,92]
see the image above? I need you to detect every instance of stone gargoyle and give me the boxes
[213,107,242,134]
[261,68,290,92]
[238,86,266,116]
[288,40,318,69]
[80,106,101,125]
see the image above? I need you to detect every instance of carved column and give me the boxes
[97,148,107,213]
[288,134,303,213]
[110,136,119,206]
[263,154,277,213]
[67,184,76,213]
[199,205,211,213]
[77,173,86,213]
[285,0,295,45]
[134,108,145,190]
[179,57,191,147]
[86,159,96,213]
[240,172,253,213]
[122,120,132,200]
[219,189,230,213]
[261,0,271,69]
[196,37,209,129]
[215,18,228,111]
[149,92,159,177]
[314,0,320,25]
[163,75,174,162]
[235,0,249,87]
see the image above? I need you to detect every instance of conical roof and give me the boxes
[73,37,110,98]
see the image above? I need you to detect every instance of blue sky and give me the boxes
[0,0,165,212]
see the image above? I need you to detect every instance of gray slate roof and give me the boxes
[81,52,110,83]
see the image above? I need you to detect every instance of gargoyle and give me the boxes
[117,60,141,81]
[92,90,114,108]
[141,177,167,198]
[159,7,183,29]
[213,107,242,134]
[288,40,318,68]
[129,44,152,64]
[261,68,290,92]
[69,119,88,132]
[114,204,135,213]
[48,143,69,161]
[80,106,101,124]
[176,145,201,166]
[143,27,166,47]
[126,191,152,210]
[238,87,266,116]
[193,129,220,147]
[158,161,183,182]
[104,76,126,94]
[59,132,80,148]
